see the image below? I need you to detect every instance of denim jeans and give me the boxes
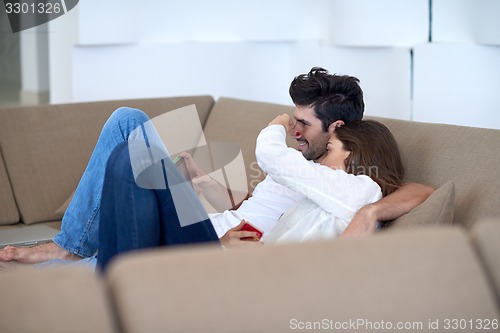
[53,107,151,258]
[97,142,219,271]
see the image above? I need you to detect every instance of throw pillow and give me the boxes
[384,181,455,229]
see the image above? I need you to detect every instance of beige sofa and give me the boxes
[1,96,499,332]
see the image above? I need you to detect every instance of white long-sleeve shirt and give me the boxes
[209,174,304,239]
[256,125,382,244]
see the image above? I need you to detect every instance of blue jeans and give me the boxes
[53,107,153,257]
[97,142,219,270]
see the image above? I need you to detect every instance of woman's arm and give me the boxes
[179,152,248,211]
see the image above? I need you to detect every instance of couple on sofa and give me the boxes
[0,67,433,270]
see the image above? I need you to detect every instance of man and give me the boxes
[0,67,433,264]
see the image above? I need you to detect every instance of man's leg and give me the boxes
[0,107,150,263]
[97,142,219,271]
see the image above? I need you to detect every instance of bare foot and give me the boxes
[0,242,80,264]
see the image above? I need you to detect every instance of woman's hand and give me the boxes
[269,114,295,133]
[220,220,264,248]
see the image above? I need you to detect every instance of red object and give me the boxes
[240,222,264,241]
[295,131,300,137]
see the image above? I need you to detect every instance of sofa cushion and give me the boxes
[54,190,74,218]
[0,96,214,224]
[0,266,116,333]
[368,116,500,228]
[386,181,455,229]
[0,151,19,225]
[470,218,500,305]
[106,227,499,333]
[203,97,295,193]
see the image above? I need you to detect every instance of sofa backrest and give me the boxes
[470,218,500,306]
[368,116,500,228]
[0,152,19,225]
[0,96,214,225]
[0,266,116,333]
[202,98,500,227]
[105,227,499,333]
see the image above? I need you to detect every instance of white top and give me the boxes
[209,175,304,239]
[255,125,382,244]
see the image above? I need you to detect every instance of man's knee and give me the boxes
[107,106,149,128]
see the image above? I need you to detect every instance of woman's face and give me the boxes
[320,135,351,171]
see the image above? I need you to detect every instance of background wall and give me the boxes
[5,0,500,129]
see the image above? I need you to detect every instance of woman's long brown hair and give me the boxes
[335,120,405,196]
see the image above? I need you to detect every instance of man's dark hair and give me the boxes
[289,67,365,132]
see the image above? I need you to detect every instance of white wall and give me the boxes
[413,43,500,129]
[329,0,428,47]
[43,0,500,129]
[433,0,500,45]
[73,42,292,104]
[47,4,79,105]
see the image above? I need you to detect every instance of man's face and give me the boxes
[292,105,332,162]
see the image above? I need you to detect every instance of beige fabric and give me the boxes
[368,116,500,228]
[0,151,19,225]
[0,96,214,224]
[106,227,498,333]
[202,97,295,192]
[470,218,500,306]
[388,181,455,229]
[54,190,74,218]
[0,220,61,231]
[0,266,116,333]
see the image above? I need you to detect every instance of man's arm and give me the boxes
[341,182,434,237]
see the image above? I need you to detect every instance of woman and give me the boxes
[97,115,404,270]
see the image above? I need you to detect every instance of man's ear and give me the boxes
[329,120,345,134]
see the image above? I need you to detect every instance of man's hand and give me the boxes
[269,114,295,132]
[220,220,264,248]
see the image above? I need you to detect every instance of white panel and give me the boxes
[48,4,79,104]
[76,0,326,45]
[432,0,474,43]
[433,0,500,45]
[72,43,291,105]
[144,0,303,43]
[318,46,412,120]
[413,43,500,129]
[329,0,428,47]
[78,0,139,45]
[296,0,330,41]
[290,41,322,81]
[470,0,500,45]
